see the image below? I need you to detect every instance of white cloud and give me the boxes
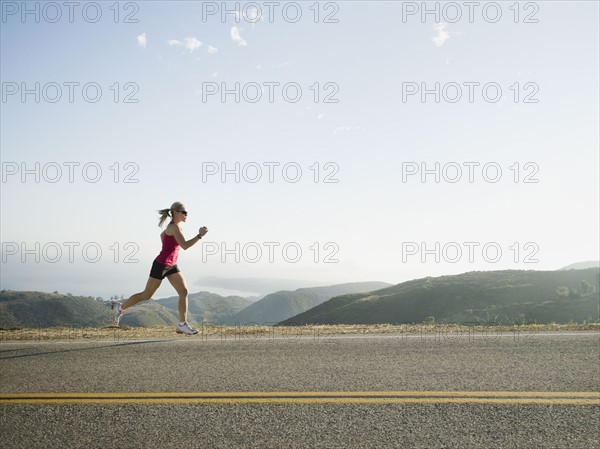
[333,126,351,135]
[256,65,262,70]
[332,126,364,136]
[231,27,248,46]
[168,37,203,52]
[207,45,218,54]
[276,62,290,68]
[211,72,219,77]
[184,37,203,51]
[137,33,147,48]
[432,23,450,47]
[318,114,325,120]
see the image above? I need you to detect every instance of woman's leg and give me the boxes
[122,277,162,311]
[166,272,189,322]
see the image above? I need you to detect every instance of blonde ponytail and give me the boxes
[157,208,171,227]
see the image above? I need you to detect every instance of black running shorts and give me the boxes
[149,259,180,280]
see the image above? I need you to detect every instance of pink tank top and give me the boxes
[156,232,180,266]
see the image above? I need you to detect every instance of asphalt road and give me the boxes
[1,332,599,448]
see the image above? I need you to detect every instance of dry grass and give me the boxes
[0,323,598,341]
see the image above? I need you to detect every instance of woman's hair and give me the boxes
[158,201,186,227]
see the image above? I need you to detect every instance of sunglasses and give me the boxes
[174,210,188,216]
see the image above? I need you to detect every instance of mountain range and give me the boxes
[2,268,598,328]
[0,281,390,327]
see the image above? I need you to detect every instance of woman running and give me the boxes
[111,201,209,335]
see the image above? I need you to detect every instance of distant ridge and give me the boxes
[559,261,599,270]
[224,282,392,325]
[280,269,600,326]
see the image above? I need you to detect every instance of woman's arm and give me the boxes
[170,224,204,250]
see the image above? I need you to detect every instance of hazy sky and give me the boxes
[1,1,598,299]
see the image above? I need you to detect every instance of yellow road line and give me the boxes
[1,398,598,406]
[1,391,598,405]
[2,391,599,398]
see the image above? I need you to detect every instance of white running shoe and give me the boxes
[176,322,198,335]
[111,301,124,326]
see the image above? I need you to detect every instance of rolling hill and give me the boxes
[118,301,180,326]
[0,291,112,327]
[223,282,392,325]
[279,269,600,326]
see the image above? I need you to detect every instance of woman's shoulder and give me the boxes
[164,222,180,236]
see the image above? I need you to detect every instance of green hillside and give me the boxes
[225,282,392,325]
[119,301,180,326]
[0,291,111,327]
[279,269,600,326]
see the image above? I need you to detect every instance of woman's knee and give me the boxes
[141,288,157,300]
[135,293,149,301]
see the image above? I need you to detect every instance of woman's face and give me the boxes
[173,208,188,223]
